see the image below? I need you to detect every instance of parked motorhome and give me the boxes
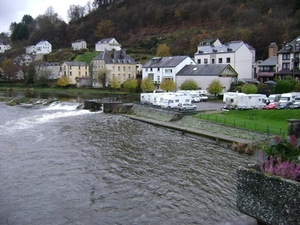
[268,94,281,103]
[279,92,300,103]
[176,90,208,102]
[223,92,267,109]
[161,94,192,109]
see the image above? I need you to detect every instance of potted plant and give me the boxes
[236,135,300,225]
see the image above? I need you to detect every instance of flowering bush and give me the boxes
[259,135,300,180]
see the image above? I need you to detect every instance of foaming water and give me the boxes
[0,102,256,225]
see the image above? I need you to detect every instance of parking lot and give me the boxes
[193,100,224,111]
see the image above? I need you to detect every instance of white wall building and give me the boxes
[72,39,87,50]
[194,39,255,80]
[142,56,196,88]
[95,38,121,52]
[35,41,52,54]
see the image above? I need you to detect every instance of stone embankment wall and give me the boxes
[129,104,269,142]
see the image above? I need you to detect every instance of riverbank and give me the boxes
[123,104,268,150]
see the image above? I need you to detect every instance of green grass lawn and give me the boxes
[194,109,300,136]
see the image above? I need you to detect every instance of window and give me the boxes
[70,66,72,70]
[218,58,223,63]
[283,63,290,69]
[79,71,81,77]
[165,69,172,73]
[226,57,231,63]
[158,68,160,71]
[123,67,126,71]
[204,59,208,64]
[70,71,72,76]
[197,59,201,64]
[112,66,115,72]
[211,59,215,64]
[150,68,153,72]
[118,66,120,71]
[282,54,290,60]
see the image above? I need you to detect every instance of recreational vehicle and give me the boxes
[279,92,300,103]
[161,94,192,109]
[223,92,267,109]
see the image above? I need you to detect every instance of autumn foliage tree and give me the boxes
[140,77,154,92]
[156,44,171,57]
[2,59,18,81]
[180,79,198,90]
[160,79,175,92]
[241,83,258,94]
[208,79,223,97]
[57,76,70,87]
[124,78,138,92]
[110,75,121,91]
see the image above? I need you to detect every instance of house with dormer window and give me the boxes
[91,49,136,87]
[142,56,196,88]
[194,39,255,81]
[95,38,121,52]
[275,36,300,82]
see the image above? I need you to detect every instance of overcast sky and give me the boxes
[0,0,90,33]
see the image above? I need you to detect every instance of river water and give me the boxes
[0,95,257,225]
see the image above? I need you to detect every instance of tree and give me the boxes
[26,63,36,85]
[180,79,198,90]
[110,76,121,91]
[2,59,18,81]
[35,68,52,87]
[96,68,110,89]
[57,76,70,87]
[68,5,86,22]
[124,79,138,92]
[241,83,258,94]
[160,79,175,92]
[208,79,223,97]
[140,77,154,92]
[156,43,171,57]
[274,80,294,94]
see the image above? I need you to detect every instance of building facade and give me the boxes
[60,62,89,84]
[91,50,136,87]
[95,38,121,52]
[142,56,196,88]
[194,39,255,81]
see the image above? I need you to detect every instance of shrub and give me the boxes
[259,135,300,180]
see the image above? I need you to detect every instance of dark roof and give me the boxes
[176,64,238,77]
[63,61,87,66]
[195,40,248,55]
[198,38,218,46]
[278,36,300,53]
[258,56,277,66]
[143,56,191,68]
[93,50,136,64]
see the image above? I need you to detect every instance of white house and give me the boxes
[176,64,238,93]
[95,38,121,51]
[25,45,36,54]
[194,39,255,80]
[35,41,52,54]
[142,56,196,88]
[0,43,11,53]
[72,39,87,50]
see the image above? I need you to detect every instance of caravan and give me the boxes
[279,92,300,103]
[223,92,267,109]
[161,94,192,109]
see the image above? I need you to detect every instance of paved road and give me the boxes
[194,100,224,111]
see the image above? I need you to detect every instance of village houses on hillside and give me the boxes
[4,34,300,91]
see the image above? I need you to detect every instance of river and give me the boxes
[0,93,257,225]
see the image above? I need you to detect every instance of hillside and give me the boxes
[3,0,300,64]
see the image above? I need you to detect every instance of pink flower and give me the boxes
[288,135,298,148]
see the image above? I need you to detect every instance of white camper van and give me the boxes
[223,92,267,109]
[279,92,300,103]
[161,94,192,109]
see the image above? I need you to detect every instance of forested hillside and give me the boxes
[3,0,300,62]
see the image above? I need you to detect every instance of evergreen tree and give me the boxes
[26,63,36,85]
